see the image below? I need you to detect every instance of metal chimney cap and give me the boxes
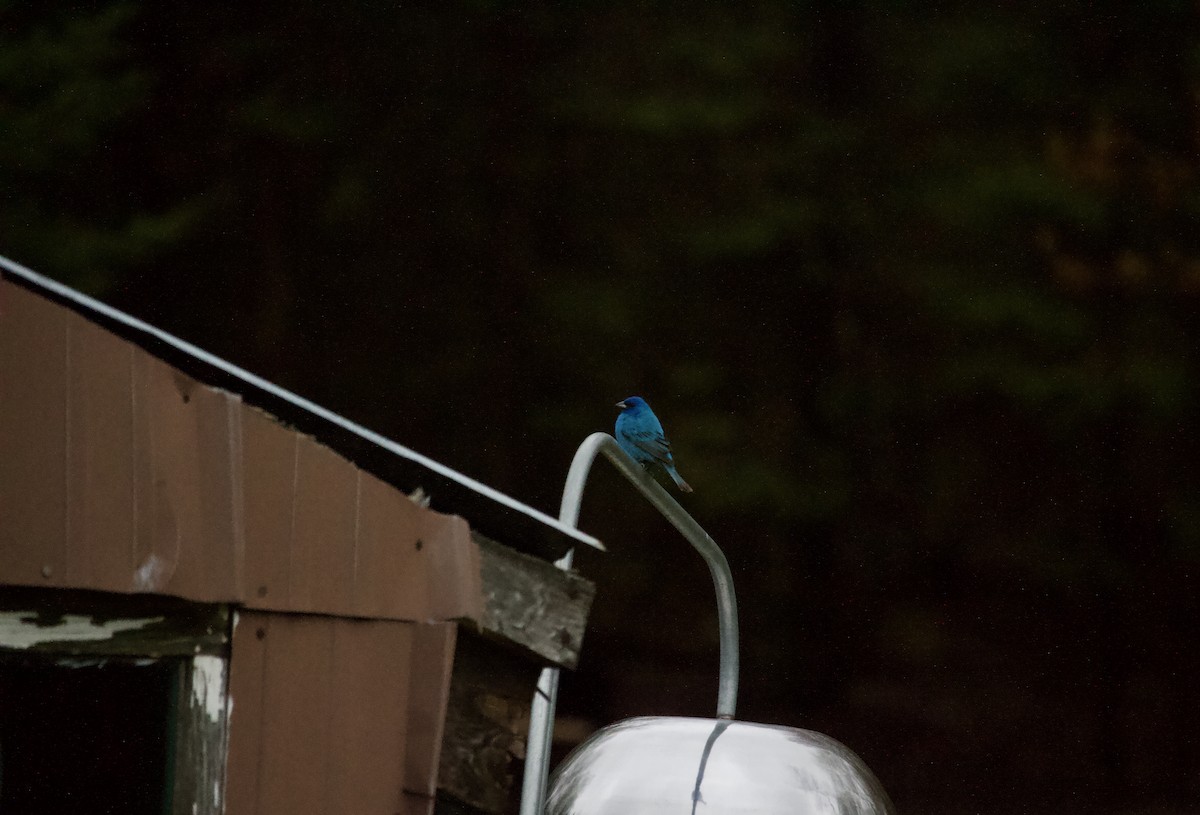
[546,716,895,815]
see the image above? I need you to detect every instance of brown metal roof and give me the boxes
[0,254,600,561]
[0,274,488,622]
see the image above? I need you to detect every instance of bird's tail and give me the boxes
[667,465,693,493]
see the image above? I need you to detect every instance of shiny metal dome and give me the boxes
[547,716,895,815]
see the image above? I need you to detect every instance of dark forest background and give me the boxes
[5,3,1200,812]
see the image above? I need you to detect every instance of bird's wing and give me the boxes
[628,430,672,462]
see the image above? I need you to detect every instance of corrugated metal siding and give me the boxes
[238,408,482,621]
[404,620,458,798]
[0,278,243,598]
[224,611,455,815]
[0,277,68,584]
[0,254,600,560]
[0,277,483,624]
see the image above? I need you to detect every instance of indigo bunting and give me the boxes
[614,396,693,493]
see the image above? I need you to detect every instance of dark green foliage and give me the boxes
[4,3,1200,811]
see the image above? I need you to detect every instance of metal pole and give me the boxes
[520,432,740,815]
[519,550,572,815]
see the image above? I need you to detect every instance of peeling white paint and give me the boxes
[0,613,164,649]
[191,655,226,724]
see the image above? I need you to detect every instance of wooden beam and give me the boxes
[169,655,230,815]
[0,587,229,657]
[472,533,594,670]
[437,629,541,815]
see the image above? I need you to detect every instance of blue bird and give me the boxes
[614,396,693,493]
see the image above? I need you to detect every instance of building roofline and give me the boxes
[0,254,601,559]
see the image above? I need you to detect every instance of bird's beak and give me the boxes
[615,400,627,409]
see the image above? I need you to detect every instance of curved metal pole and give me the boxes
[520,432,740,815]
[560,433,739,714]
